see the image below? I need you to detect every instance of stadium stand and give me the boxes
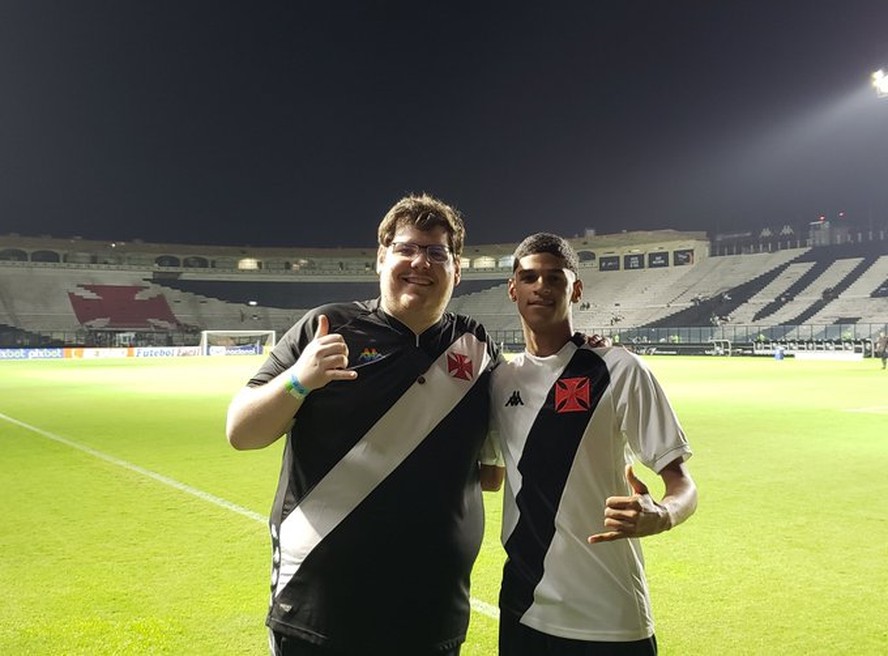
[153,278,503,309]
[636,249,805,328]
[446,281,513,333]
[1,227,885,350]
[68,284,180,329]
[807,254,888,327]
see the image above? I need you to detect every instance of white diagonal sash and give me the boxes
[276,332,490,596]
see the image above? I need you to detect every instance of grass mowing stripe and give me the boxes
[0,409,501,622]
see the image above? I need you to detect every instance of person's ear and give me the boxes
[376,245,386,274]
[571,279,583,304]
[508,278,517,302]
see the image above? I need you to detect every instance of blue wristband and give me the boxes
[284,371,310,400]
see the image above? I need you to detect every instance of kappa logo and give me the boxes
[447,352,474,381]
[505,390,524,407]
[554,376,591,413]
[358,347,382,363]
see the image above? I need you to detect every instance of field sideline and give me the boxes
[1,355,886,655]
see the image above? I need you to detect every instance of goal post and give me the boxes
[199,330,276,356]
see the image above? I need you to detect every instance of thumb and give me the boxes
[626,464,649,496]
[313,314,329,340]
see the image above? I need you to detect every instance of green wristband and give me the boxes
[284,371,310,400]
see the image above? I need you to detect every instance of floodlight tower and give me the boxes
[873,69,888,98]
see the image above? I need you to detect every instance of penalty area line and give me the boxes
[0,411,500,620]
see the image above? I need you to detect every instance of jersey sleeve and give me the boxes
[612,350,692,473]
[246,318,311,387]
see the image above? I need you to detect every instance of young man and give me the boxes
[484,233,698,655]
[226,194,502,656]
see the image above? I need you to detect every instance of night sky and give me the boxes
[2,1,887,248]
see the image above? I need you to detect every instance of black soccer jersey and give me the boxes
[247,299,500,652]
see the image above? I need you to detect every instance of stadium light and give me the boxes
[873,69,888,98]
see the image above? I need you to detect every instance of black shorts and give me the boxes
[499,611,657,656]
[268,629,461,656]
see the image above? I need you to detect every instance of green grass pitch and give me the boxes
[1,355,886,654]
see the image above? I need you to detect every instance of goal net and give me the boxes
[709,339,732,356]
[199,330,276,356]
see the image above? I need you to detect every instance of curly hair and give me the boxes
[512,232,579,274]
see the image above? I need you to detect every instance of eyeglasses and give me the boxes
[389,241,452,264]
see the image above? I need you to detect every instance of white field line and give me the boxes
[843,405,888,414]
[470,597,500,619]
[0,411,500,621]
[0,411,267,524]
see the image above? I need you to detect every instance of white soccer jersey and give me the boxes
[490,335,691,642]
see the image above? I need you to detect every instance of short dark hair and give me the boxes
[512,232,579,274]
[377,194,465,258]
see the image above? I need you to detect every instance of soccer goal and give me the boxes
[709,339,732,356]
[199,330,276,356]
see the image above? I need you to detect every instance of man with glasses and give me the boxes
[226,194,503,656]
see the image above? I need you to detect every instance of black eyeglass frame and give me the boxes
[388,241,453,264]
